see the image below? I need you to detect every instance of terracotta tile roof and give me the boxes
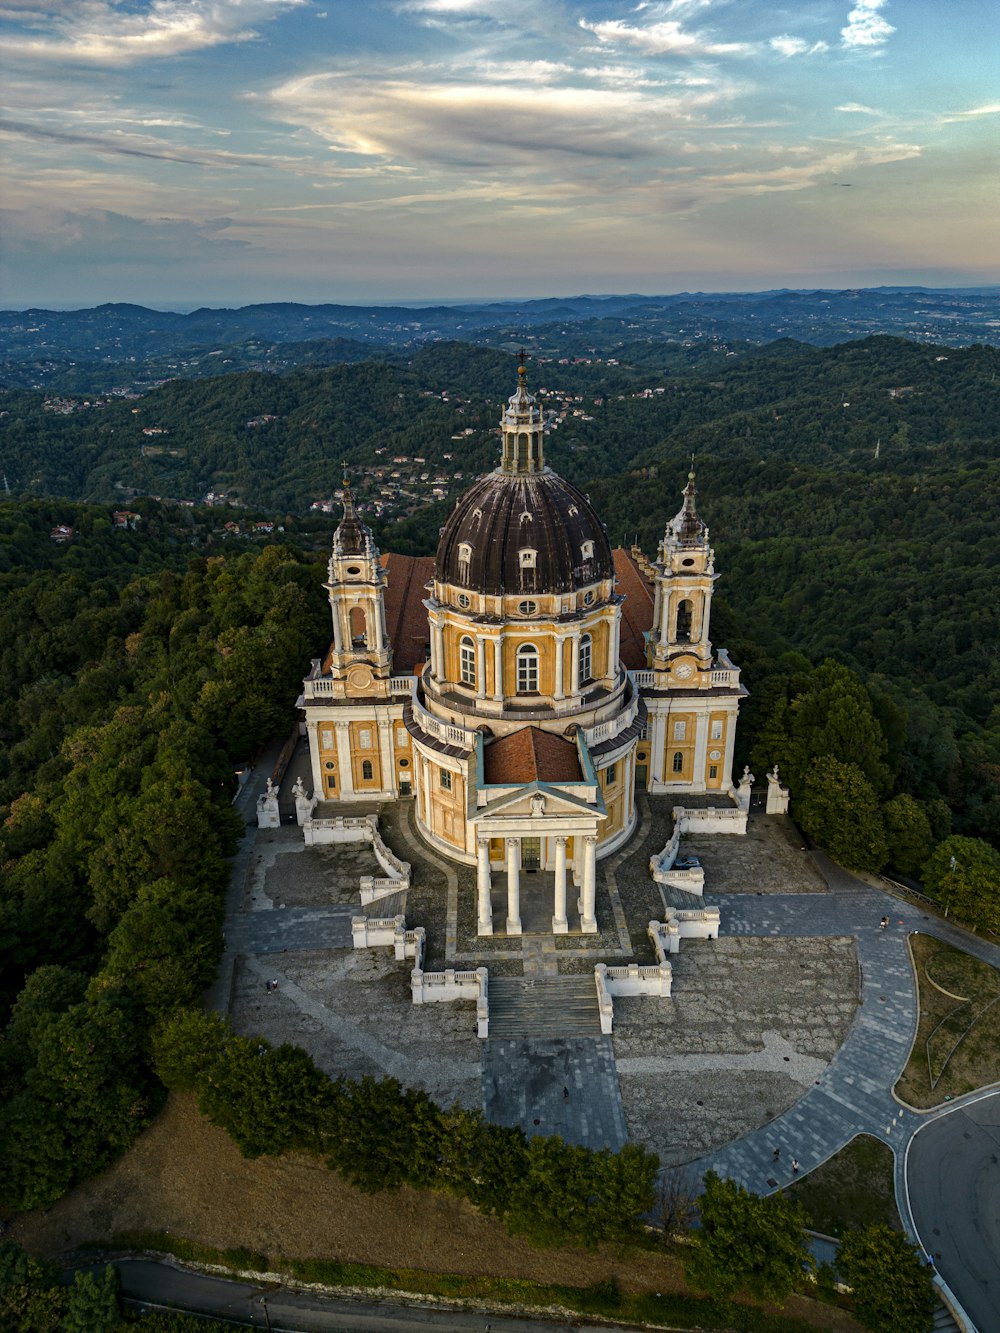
[613,547,654,670]
[382,553,435,675]
[483,726,583,785]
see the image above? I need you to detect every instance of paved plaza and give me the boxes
[215,751,1000,1332]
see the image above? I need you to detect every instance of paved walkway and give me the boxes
[482,1037,629,1152]
[690,851,1000,1333]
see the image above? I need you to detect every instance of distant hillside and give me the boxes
[2,287,997,392]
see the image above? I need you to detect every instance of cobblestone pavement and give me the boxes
[482,1037,628,1151]
[210,785,1000,1329]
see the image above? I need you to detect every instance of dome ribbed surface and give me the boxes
[436,469,613,595]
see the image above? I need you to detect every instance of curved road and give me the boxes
[905,1091,1000,1333]
[688,855,1000,1333]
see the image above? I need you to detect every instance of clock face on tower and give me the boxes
[674,663,694,680]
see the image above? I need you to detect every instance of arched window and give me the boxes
[460,636,476,687]
[350,606,367,647]
[579,633,592,683]
[361,760,374,781]
[516,643,539,694]
[676,598,693,641]
[672,751,684,773]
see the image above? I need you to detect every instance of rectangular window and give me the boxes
[673,720,686,741]
[709,765,718,779]
[440,768,452,791]
[460,639,476,686]
[605,763,617,786]
[711,720,723,740]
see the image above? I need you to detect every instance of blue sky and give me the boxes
[1,0,997,309]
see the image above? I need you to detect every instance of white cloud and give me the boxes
[841,0,895,49]
[578,17,750,58]
[0,0,305,66]
[835,102,880,114]
[769,35,828,58]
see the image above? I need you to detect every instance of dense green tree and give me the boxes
[882,794,935,878]
[61,1266,122,1332]
[685,1171,813,1304]
[151,1009,230,1092]
[837,1224,935,1333]
[796,758,888,872]
[0,1241,66,1332]
[921,836,1000,931]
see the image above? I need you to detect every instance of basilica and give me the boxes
[299,362,745,935]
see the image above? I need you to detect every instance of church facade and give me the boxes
[299,363,745,934]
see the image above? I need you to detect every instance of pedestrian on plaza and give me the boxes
[271,978,279,991]
[772,1146,781,1161]
[791,1158,800,1174]
[264,980,271,994]
[879,915,889,930]
[563,1086,569,1100]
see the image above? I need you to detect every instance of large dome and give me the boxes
[435,468,613,595]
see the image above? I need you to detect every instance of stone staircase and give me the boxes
[361,889,406,919]
[931,1301,962,1333]
[487,975,602,1039]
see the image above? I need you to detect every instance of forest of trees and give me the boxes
[0,329,997,1298]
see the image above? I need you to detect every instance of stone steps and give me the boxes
[487,975,601,1038]
[931,1301,961,1333]
[362,890,406,919]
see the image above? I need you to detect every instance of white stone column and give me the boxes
[377,720,393,795]
[505,837,522,935]
[431,617,445,682]
[580,834,597,933]
[331,602,345,654]
[477,837,493,935]
[335,722,352,796]
[658,587,670,646]
[611,609,621,678]
[421,755,432,828]
[652,581,662,638]
[553,635,565,701]
[373,598,385,653]
[476,636,487,700]
[570,632,580,695]
[552,835,569,934]
[493,637,504,701]
[693,712,710,789]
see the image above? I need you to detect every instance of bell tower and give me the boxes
[648,472,717,679]
[325,476,392,696]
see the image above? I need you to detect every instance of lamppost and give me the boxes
[259,1295,271,1332]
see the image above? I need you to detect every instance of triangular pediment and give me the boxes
[473,781,605,821]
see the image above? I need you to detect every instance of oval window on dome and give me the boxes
[346,565,361,575]
[681,557,695,567]
[583,590,595,605]
[457,593,471,609]
[518,599,537,616]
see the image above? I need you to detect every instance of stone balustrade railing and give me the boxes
[370,820,411,886]
[412,966,489,1038]
[649,824,681,881]
[351,911,488,1037]
[671,905,721,938]
[410,692,478,751]
[583,679,640,748]
[300,671,414,701]
[351,913,404,950]
[648,918,681,960]
[673,805,748,836]
[359,876,404,905]
[594,960,673,1033]
[631,669,654,688]
[593,965,616,1035]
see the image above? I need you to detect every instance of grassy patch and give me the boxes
[896,935,1000,1109]
[783,1135,899,1236]
[91,1232,840,1332]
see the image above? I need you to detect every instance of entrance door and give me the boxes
[635,764,648,789]
[521,837,541,872]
